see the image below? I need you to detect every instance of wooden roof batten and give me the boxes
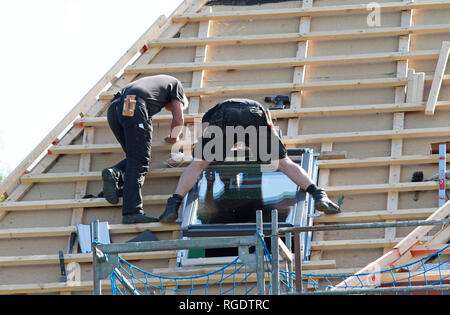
[0,0,449,295]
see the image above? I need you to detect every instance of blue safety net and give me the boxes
[111,255,260,295]
[278,244,450,295]
[109,236,449,295]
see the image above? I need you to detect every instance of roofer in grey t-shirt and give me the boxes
[102,75,189,224]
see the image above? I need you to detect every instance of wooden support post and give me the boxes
[288,2,313,291]
[61,127,94,295]
[188,6,211,115]
[286,0,313,149]
[70,127,95,240]
[384,3,413,253]
[184,6,211,159]
[170,6,211,271]
[425,41,450,115]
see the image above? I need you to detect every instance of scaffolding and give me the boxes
[92,210,449,295]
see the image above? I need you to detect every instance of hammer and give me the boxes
[412,171,424,201]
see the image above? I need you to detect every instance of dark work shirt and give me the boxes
[123,75,186,117]
[202,98,264,124]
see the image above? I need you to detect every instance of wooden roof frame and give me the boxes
[0,0,449,295]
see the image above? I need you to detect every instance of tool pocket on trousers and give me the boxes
[122,95,136,117]
[132,122,152,164]
[134,122,152,142]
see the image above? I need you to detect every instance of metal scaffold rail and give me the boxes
[91,209,449,295]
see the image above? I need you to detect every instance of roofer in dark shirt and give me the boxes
[102,75,188,224]
[159,98,340,223]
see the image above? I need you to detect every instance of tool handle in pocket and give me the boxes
[122,95,136,117]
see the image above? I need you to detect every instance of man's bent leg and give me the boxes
[175,160,211,197]
[122,157,148,215]
[103,103,125,204]
[275,157,341,214]
[120,104,158,223]
[159,160,211,223]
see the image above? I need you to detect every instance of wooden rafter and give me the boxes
[333,200,450,290]
[425,41,450,115]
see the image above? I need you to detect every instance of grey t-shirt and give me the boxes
[123,75,186,117]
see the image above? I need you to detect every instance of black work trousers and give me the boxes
[194,103,287,162]
[107,97,152,216]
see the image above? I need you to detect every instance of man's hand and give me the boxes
[164,136,179,144]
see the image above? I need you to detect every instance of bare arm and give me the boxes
[165,99,185,144]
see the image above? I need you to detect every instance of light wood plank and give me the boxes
[314,208,436,223]
[0,195,170,211]
[74,101,450,127]
[311,237,429,251]
[21,168,185,183]
[125,50,443,74]
[0,222,179,239]
[99,74,449,100]
[187,6,211,115]
[149,24,450,47]
[319,154,450,169]
[425,41,450,115]
[47,126,450,154]
[0,251,177,267]
[325,181,445,196]
[283,125,450,144]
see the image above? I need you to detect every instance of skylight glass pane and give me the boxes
[195,165,297,225]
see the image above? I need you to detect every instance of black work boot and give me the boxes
[102,167,121,204]
[159,195,183,223]
[122,213,159,224]
[308,186,341,215]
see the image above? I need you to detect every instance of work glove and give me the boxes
[311,188,341,215]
